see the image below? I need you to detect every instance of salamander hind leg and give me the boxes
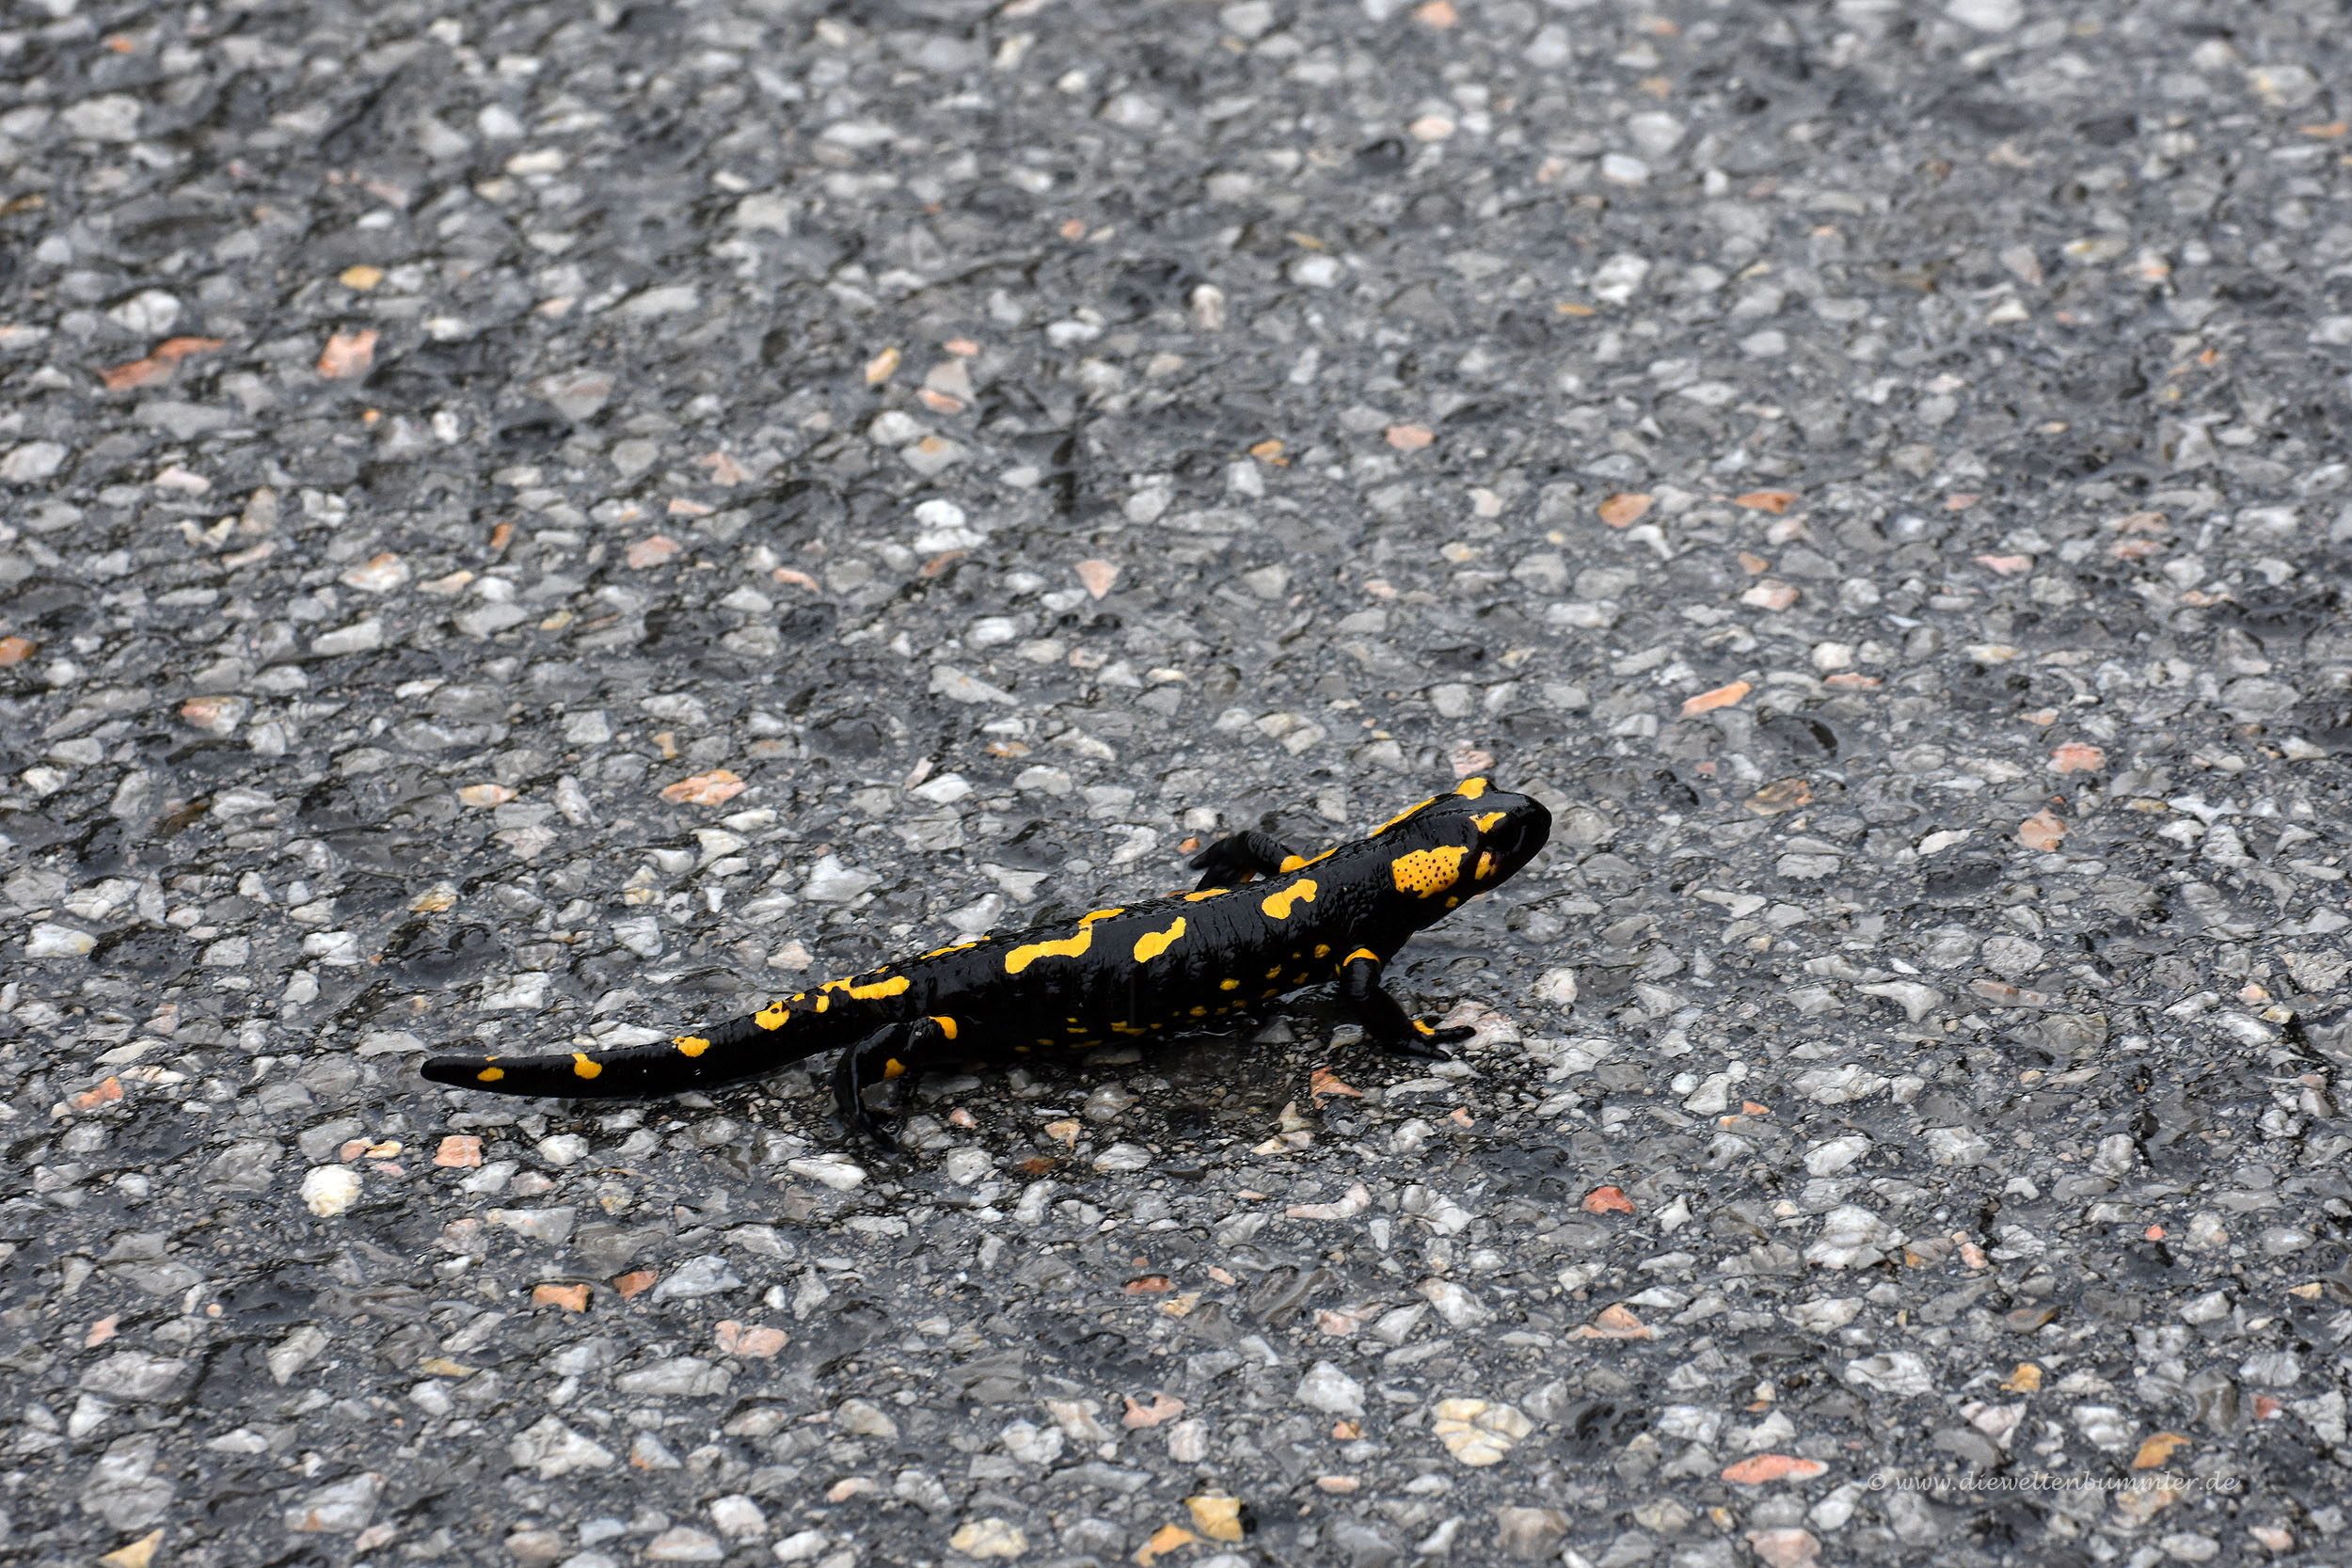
[1188,829,1302,890]
[1337,950,1474,1061]
[829,1016,953,1149]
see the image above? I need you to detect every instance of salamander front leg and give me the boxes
[1337,948,1473,1061]
[829,1017,952,1149]
[1188,829,1301,890]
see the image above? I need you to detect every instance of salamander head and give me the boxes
[1453,778,1551,888]
[1378,778,1552,898]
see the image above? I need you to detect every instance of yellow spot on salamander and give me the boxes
[1266,965,1282,978]
[1190,1006,1208,1017]
[755,1004,788,1030]
[476,1066,504,1083]
[675,1036,711,1057]
[1476,849,1498,879]
[1371,796,1438,835]
[1414,1019,1438,1037]
[1344,947,1379,966]
[1455,776,1489,799]
[1262,879,1317,920]
[1314,943,1331,958]
[1391,846,1467,898]
[814,993,829,1013]
[572,1053,603,1079]
[1006,908,1120,974]
[1472,810,1506,832]
[1133,916,1187,962]
[1220,977,1241,990]
[921,940,981,958]
[929,1016,959,1040]
[1184,887,1229,902]
[883,1058,906,1079]
[1279,853,1307,872]
[1113,1022,1150,1036]
[822,973,906,998]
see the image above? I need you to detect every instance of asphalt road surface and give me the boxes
[4,1,2351,1565]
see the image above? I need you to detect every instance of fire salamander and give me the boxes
[421,778,1551,1145]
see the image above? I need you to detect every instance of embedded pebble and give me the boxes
[297,1166,361,1217]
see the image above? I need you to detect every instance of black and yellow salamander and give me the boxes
[421,778,1551,1144]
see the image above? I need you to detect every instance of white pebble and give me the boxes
[300,1165,361,1216]
[787,1156,866,1192]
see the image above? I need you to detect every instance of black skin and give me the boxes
[421,779,1553,1147]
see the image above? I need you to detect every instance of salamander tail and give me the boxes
[420,1046,661,1099]
[420,1003,837,1101]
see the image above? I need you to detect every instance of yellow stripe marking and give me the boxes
[1006,928,1092,973]
[571,1053,602,1079]
[1344,947,1379,966]
[1133,917,1187,962]
[1456,776,1489,799]
[1278,854,1307,872]
[1006,908,1120,974]
[1391,846,1467,898]
[675,1036,710,1057]
[1472,810,1506,832]
[822,973,908,999]
[1262,879,1317,920]
[1184,888,1229,902]
[930,1016,958,1040]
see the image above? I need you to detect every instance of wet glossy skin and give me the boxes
[421,778,1551,1143]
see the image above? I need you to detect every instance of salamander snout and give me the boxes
[1471,792,1551,884]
